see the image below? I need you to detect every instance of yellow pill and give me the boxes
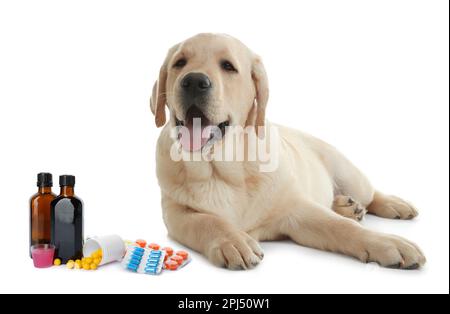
[75,263,81,269]
[93,258,102,265]
[66,262,74,269]
[84,257,93,264]
[68,260,74,264]
[82,264,90,270]
[53,259,62,266]
[75,260,81,265]
[90,264,98,270]
[95,250,102,257]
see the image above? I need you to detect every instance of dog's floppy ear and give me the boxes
[150,44,180,127]
[251,55,269,137]
[150,81,158,115]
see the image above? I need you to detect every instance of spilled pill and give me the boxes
[148,243,160,250]
[135,239,147,248]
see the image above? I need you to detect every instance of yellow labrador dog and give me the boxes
[150,33,426,270]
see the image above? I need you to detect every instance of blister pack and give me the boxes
[162,248,191,271]
[121,246,166,275]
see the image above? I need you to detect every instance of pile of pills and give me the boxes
[131,240,191,271]
[49,238,191,275]
[122,240,191,275]
[53,249,103,271]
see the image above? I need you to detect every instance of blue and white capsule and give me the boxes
[121,246,166,275]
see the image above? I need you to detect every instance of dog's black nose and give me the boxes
[181,73,212,94]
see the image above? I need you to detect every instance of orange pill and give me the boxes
[135,239,147,248]
[162,247,173,256]
[148,243,160,250]
[170,255,183,265]
[176,250,189,260]
[165,260,179,270]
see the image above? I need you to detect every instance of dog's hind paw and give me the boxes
[367,193,419,220]
[333,195,367,222]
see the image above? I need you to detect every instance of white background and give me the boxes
[0,0,448,294]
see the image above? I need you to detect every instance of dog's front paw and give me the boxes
[207,232,264,270]
[360,233,426,269]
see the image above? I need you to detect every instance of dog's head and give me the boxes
[150,33,269,152]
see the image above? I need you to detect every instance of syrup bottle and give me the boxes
[30,173,56,257]
[51,175,84,263]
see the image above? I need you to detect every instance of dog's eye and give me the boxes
[221,60,238,73]
[173,58,187,69]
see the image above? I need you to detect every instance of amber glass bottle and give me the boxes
[51,175,84,263]
[30,173,56,257]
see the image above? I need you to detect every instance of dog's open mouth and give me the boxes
[176,106,229,152]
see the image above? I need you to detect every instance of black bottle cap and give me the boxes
[59,175,76,187]
[37,173,53,187]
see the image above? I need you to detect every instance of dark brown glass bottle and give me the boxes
[51,175,84,263]
[30,173,56,257]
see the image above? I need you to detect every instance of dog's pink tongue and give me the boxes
[180,123,213,152]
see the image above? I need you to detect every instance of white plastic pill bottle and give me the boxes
[83,235,126,266]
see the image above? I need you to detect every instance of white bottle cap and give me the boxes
[83,235,126,266]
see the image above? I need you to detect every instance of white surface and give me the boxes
[0,0,448,294]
